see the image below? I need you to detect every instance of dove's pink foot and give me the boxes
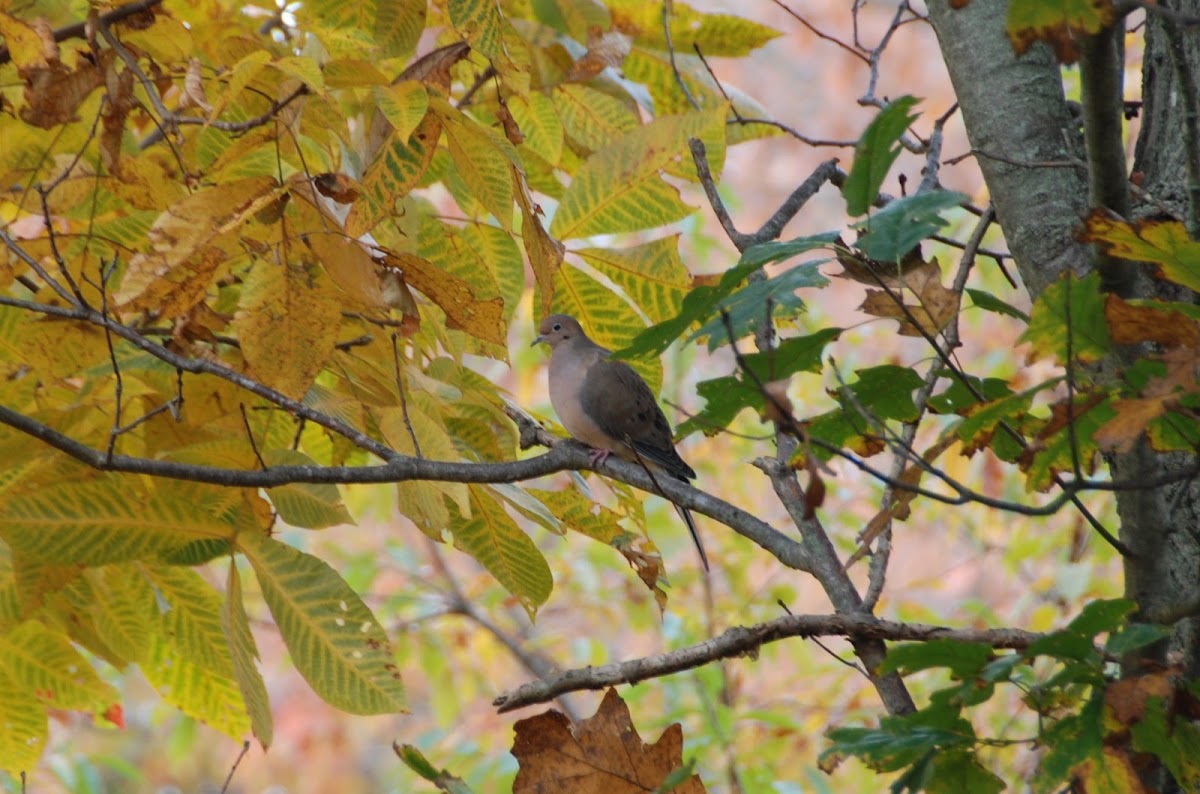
[588,448,611,467]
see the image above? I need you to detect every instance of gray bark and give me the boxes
[928,1,1200,789]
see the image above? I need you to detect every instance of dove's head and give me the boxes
[532,314,585,349]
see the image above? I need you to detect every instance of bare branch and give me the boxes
[493,612,1044,713]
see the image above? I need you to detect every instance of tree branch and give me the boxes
[492,612,1044,713]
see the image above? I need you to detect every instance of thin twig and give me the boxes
[392,333,422,457]
[240,404,268,471]
[220,740,251,794]
[0,0,164,66]
[664,5,701,110]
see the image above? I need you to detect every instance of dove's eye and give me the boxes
[552,323,561,331]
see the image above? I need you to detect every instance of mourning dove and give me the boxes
[533,314,709,570]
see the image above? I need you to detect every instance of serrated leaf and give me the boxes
[1081,212,1200,293]
[840,365,925,422]
[148,565,237,678]
[241,533,406,714]
[1020,270,1111,365]
[844,97,920,217]
[448,487,552,617]
[87,564,156,663]
[0,665,46,775]
[223,563,273,748]
[608,0,780,56]
[0,619,119,711]
[142,628,250,741]
[575,237,690,325]
[0,478,235,564]
[552,84,641,153]
[691,261,830,350]
[440,105,517,228]
[265,450,354,530]
[509,91,563,165]
[551,108,725,239]
[447,0,505,60]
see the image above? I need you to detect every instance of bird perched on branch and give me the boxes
[532,314,709,570]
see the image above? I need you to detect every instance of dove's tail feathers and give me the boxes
[675,504,709,572]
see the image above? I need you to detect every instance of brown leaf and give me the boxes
[398,41,471,93]
[100,64,135,175]
[20,58,107,128]
[514,166,564,319]
[377,251,506,346]
[312,173,361,204]
[855,257,960,337]
[1093,397,1172,454]
[512,689,705,793]
[497,102,525,146]
[569,30,633,81]
[1104,294,1200,348]
[1105,670,1174,728]
[762,378,795,427]
[178,57,212,113]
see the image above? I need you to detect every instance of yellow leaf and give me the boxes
[551,108,725,239]
[142,629,250,741]
[0,12,51,70]
[575,236,689,324]
[449,487,553,617]
[609,0,781,56]
[509,91,564,166]
[377,251,506,346]
[302,232,387,310]
[374,81,430,142]
[552,84,640,152]
[0,478,236,565]
[271,55,326,93]
[240,532,407,714]
[223,563,273,749]
[234,257,343,400]
[265,450,355,529]
[348,111,442,237]
[0,666,46,775]
[447,0,506,60]
[437,102,518,228]
[0,619,118,711]
[116,175,280,312]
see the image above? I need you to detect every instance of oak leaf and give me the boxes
[513,689,705,793]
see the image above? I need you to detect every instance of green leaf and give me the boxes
[1019,271,1111,365]
[1131,697,1200,788]
[853,191,967,263]
[142,628,250,741]
[241,533,406,715]
[1105,623,1171,655]
[447,0,505,60]
[822,716,973,773]
[839,365,925,423]
[1067,598,1136,636]
[1007,0,1115,63]
[966,287,1029,321]
[690,261,830,351]
[927,373,1014,415]
[148,565,236,678]
[926,750,1005,794]
[676,328,843,437]
[619,232,840,359]
[223,564,273,749]
[1033,698,1103,793]
[879,639,995,678]
[265,450,355,530]
[843,97,920,217]
[397,744,476,793]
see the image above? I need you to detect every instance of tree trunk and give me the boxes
[928,1,1200,789]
